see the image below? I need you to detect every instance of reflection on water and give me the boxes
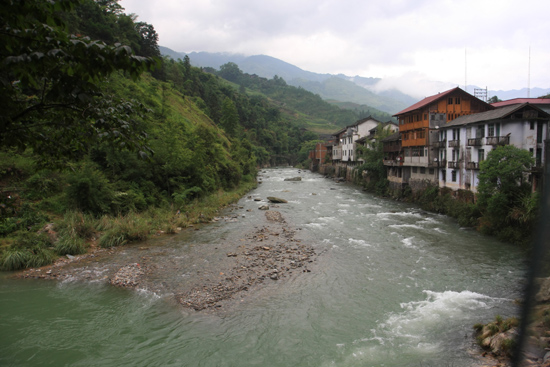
[0,168,526,367]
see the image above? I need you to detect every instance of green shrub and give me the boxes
[97,213,149,248]
[58,211,96,239]
[55,234,87,256]
[98,228,128,248]
[0,248,32,271]
[23,170,63,200]
[65,162,115,215]
[0,231,56,270]
[26,247,56,268]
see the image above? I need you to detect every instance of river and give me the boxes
[0,167,526,367]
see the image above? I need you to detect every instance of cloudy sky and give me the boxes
[119,0,549,98]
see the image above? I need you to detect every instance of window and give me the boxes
[452,149,459,161]
[429,168,435,175]
[455,97,461,104]
[424,114,427,120]
[476,125,485,138]
[478,149,485,162]
[530,121,535,130]
[451,170,457,182]
[420,167,426,174]
[448,98,453,105]
[452,128,460,140]
[488,123,495,137]
[412,167,418,173]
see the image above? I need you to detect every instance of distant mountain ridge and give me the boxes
[160,47,550,114]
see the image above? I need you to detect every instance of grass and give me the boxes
[1,178,258,268]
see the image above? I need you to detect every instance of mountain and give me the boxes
[488,87,550,100]
[159,47,550,113]
[159,47,410,114]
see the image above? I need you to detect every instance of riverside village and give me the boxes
[308,87,549,198]
[3,2,550,365]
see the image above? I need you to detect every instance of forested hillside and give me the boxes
[0,0,356,270]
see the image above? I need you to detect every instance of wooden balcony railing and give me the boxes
[448,140,460,148]
[466,161,480,170]
[383,160,404,166]
[486,136,510,146]
[448,161,458,169]
[467,138,483,146]
[432,140,446,148]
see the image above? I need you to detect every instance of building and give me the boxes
[309,142,329,171]
[437,103,549,192]
[331,116,381,165]
[392,87,493,191]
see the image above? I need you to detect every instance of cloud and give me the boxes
[120,0,550,91]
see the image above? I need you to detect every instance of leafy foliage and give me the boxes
[0,0,159,164]
[354,124,394,194]
[477,145,537,245]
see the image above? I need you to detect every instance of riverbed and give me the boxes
[0,168,526,366]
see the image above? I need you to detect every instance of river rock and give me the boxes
[265,211,284,222]
[258,205,269,210]
[267,197,287,203]
[284,177,302,181]
[536,277,550,302]
[110,263,144,288]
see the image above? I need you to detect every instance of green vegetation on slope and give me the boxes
[1,0,333,271]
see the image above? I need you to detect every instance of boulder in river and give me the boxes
[258,205,270,210]
[284,177,302,182]
[267,197,287,203]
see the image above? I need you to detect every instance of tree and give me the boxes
[488,96,502,103]
[477,145,536,244]
[355,124,394,194]
[477,145,534,205]
[218,62,243,84]
[220,97,239,136]
[0,0,159,165]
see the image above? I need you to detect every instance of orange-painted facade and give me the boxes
[395,88,493,147]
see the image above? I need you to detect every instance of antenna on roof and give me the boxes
[528,46,531,98]
[465,48,467,93]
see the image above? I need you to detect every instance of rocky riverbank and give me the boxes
[16,208,319,313]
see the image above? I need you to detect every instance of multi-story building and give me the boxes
[331,116,381,165]
[437,103,549,192]
[392,87,493,191]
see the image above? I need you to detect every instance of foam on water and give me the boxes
[388,224,424,230]
[376,211,423,219]
[348,238,370,247]
[401,237,416,248]
[332,290,498,366]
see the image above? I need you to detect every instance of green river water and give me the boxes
[0,168,527,366]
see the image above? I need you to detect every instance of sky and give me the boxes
[119,0,550,99]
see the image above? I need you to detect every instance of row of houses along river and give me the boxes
[0,168,526,367]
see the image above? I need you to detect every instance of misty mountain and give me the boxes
[160,47,550,114]
[160,47,410,114]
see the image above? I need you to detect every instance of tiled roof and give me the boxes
[381,131,401,142]
[394,87,460,116]
[491,98,550,108]
[442,103,550,128]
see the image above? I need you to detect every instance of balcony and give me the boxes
[448,140,460,148]
[429,159,445,168]
[448,161,458,169]
[486,136,510,146]
[432,140,446,148]
[383,159,403,166]
[467,138,483,146]
[466,161,480,170]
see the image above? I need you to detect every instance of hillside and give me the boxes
[159,47,411,114]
